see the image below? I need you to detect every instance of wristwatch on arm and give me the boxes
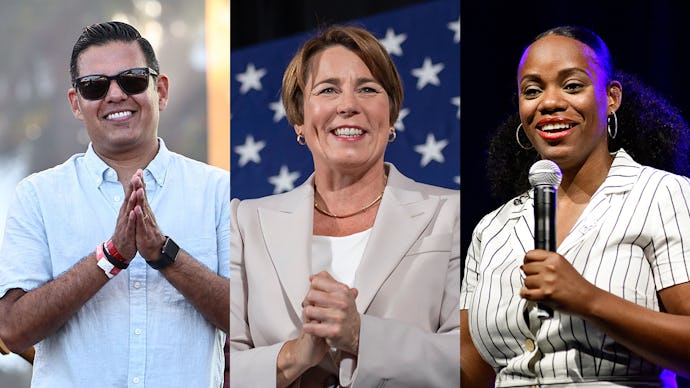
[147,236,179,270]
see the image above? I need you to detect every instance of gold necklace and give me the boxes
[314,190,384,219]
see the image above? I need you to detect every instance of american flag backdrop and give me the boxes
[230,0,460,200]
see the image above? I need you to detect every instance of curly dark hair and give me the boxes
[487,29,690,203]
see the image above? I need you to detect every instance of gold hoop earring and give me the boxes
[515,123,533,150]
[607,111,618,139]
[296,133,306,145]
[388,129,396,143]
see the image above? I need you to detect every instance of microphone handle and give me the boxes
[534,185,556,251]
[534,185,556,318]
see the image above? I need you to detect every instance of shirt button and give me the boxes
[114,195,121,202]
[132,377,141,384]
[525,338,535,351]
[135,328,142,335]
[134,281,141,289]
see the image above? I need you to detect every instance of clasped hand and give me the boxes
[110,169,166,262]
[520,250,597,315]
[300,271,360,358]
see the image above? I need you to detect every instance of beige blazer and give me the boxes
[230,164,460,387]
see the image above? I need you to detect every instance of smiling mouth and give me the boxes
[538,122,574,133]
[333,127,364,137]
[105,111,133,120]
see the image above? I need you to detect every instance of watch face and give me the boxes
[162,237,180,260]
[149,237,180,270]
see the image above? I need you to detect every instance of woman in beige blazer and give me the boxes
[230,26,460,387]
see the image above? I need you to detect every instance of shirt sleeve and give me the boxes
[646,173,690,290]
[229,198,284,387]
[216,170,230,279]
[460,214,487,310]
[0,179,52,297]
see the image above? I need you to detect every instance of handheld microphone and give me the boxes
[528,159,562,319]
[529,160,562,251]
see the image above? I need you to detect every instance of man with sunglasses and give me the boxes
[0,21,229,387]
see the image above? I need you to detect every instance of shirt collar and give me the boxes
[146,138,171,187]
[83,138,171,187]
[594,148,640,196]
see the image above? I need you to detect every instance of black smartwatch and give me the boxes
[148,236,179,270]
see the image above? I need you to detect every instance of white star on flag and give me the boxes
[451,96,460,119]
[411,57,444,90]
[414,133,449,167]
[236,63,267,94]
[234,134,266,167]
[447,17,460,43]
[394,107,410,131]
[268,165,301,194]
[379,28,407,56]
[269,99,287,122]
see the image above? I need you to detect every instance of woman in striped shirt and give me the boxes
[461,25,690,387]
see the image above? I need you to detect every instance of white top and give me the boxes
[461,150,690,387]
[312,228,372,287]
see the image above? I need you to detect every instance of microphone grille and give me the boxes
[529,160,562,188]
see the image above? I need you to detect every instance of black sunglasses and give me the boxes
[72,67,158,100]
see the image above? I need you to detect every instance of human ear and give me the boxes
[156,74,170,111]
[607,80,622,114]
[67,88,84,121]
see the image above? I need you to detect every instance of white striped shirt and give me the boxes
[460,150,690,387]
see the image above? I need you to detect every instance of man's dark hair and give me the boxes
[70,21,159,81]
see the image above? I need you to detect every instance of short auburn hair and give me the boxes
[281,25,403,126]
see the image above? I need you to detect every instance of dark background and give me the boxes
[232,0,690,385]
[231,0,428,49]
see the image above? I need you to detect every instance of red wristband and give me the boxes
[96,243,121,279]
[105,239,127,264]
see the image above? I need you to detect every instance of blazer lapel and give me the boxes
[353,166,439,313]
[258,180,314,318]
